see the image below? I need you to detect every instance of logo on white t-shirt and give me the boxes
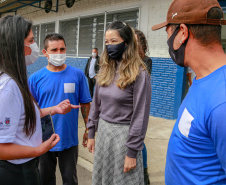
[0,118,11,130]
[5,117,10,125]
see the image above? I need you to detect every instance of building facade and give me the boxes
[2,0,226,119]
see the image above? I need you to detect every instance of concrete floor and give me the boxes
[56,164,92,185]
[56,111,175,185]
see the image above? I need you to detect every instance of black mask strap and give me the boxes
[167,26,189,67]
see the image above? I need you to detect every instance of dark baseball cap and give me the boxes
[152,0,226,31]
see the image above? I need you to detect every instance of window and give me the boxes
[40,22,55,50]
[60,19,78,56]
[32,25,40,47]
[78,15,104,57]
[107,10,139,29]
[35,9,139,57]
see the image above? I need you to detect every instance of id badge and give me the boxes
[64,83,75,93]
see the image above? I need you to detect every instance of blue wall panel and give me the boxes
[27,56,186,119]
[150,57,186,119]
[27,57,88,77]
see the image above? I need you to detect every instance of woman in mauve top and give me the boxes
[87,21,152,185]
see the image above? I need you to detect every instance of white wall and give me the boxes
[6,0,172,58]
[148,0,171,58]
[17,0,142,25]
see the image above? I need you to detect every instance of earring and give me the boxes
[179,41,182,44]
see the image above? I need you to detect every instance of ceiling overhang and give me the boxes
[1,0,226,17]
[0,0,58,16]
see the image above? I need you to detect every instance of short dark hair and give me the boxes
[93,48,98,51]
[44,33,66,50]
[187,7,223,46]
[169,7,223,46]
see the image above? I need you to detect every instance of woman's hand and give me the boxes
[38,134,60,155]
[87,139,95,154]
[123,155,136,173]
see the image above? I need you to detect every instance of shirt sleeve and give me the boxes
[87,83,101,139]
[79,72,92,103]
[28,76,38,102]
[0,81,22,143]
[126,70,152,158]
[208,102,226,173]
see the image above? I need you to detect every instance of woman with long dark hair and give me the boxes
[0,15,63,185]
[87,21,152,185]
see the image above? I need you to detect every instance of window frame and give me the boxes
[32,7,140,58]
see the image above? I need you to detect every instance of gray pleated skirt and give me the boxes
[92,118,144,185]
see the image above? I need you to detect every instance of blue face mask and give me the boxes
[106,41,126,60]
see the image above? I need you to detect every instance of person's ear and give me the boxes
[179,24,189,44]
[42,49,48,58]
[24,45,31,56]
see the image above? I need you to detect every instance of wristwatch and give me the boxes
[85,129,89,134]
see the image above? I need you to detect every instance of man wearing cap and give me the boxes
[152,0,226,184]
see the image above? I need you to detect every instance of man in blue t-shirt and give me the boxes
[28,33,91,185]
[152,0,226,184]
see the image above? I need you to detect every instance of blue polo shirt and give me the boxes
[28,65,91,151]
[165,65,226,184]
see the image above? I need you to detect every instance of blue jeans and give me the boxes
[142,143,148,168]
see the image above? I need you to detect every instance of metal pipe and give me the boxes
[103,11,107,50]
[77,16,80,58]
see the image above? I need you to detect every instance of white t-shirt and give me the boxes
[0,73,42,164]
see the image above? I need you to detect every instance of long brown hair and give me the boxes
[97,21,146,89]
[134,29,149,60]
[0,15,37,137]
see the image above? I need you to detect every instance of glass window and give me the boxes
[78,15,104,57]
[59,19,78,56]
[32,25,40,47]
[40,22,55,50]
[106,10,139,29]
[33,9,139,57]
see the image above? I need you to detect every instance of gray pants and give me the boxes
[39,145,78,185]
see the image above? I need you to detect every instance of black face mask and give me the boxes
[106,41,126,60]
[167,27,189,67]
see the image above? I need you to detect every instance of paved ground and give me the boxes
[56,164,92,185]
[56,111,175,185]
